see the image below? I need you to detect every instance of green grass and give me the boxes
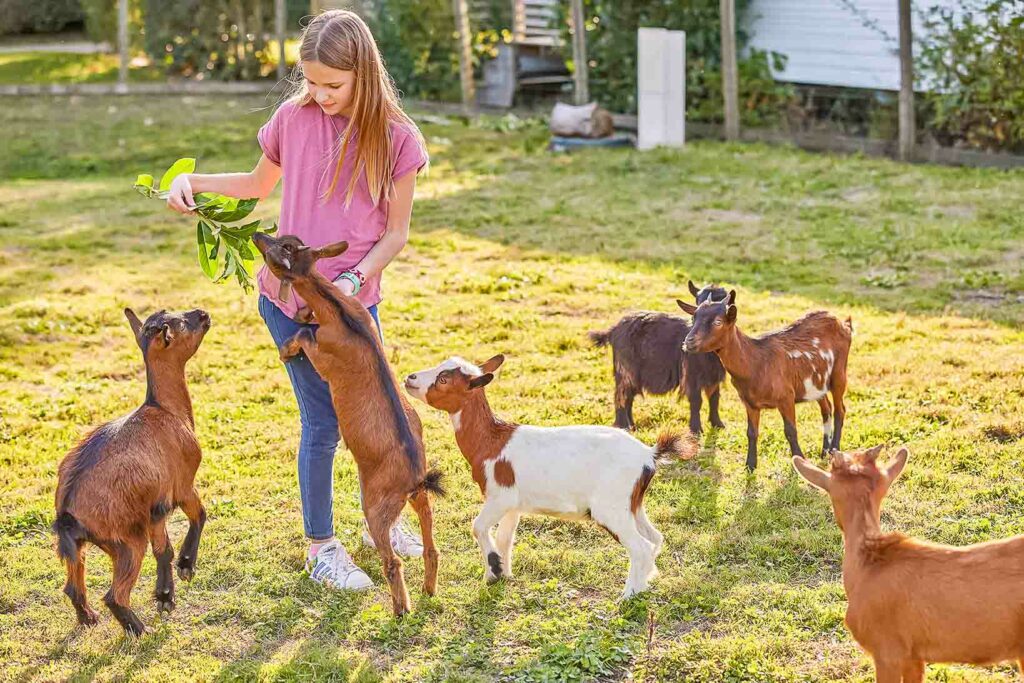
[1,95,1023,682]
[0,52,163,85]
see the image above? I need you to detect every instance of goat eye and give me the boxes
[437,376,447,385]
[713,319,723,327]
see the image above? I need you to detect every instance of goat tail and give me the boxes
[411,468,446,498]
[843,316,855,337]
[588,328,612,347]
[53,511,87,563]
[652,430,698,464]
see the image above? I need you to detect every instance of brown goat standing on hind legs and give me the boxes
[679,291,852,471]
[793,447,1024,682]
[53,307,210,636]
[252,232,444,617]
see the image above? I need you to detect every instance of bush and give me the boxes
[369,0,462,102]
[917,1,1024,152]
[141,0,275,80]
[0,0,84,36]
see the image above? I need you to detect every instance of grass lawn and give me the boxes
[0,52,163,85]
[1,94,1023,682]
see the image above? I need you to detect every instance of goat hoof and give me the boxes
[176,565,195,581]
[711,420,726,430]
[78,608,100,626]
[156,598,175,614]
[485,573,504,585]
[123,620,146,638]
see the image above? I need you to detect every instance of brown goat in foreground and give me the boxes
[252,232,444,617]
[680,291,852,470]
[794,447,1024,682]
[53,307,210,636]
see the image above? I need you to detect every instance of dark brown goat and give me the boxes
[590,281,726,435]
[53,307,210,636]
[252,232,443,617]
[680,291,852,471]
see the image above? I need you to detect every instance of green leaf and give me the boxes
[196,222,217,280]
[205,197,258,223]
[216,250,239,283]
[159,158,196,191]
[262,221,278,235]
[135,174,154,189]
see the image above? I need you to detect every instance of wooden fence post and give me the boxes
[570,0,589,105]
[720,0,739,141]
[898,0,915,162]
[453,0,476,111]
[117,0,128,91]
[276,0,287,81]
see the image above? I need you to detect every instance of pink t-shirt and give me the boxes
[255,100,428,317]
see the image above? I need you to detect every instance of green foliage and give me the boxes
[687,49,795,127]
[141,0,276,80]
[0,0,83,36]
[133,157,276,292]
[369,0,463,102]
[917,0,1024,152]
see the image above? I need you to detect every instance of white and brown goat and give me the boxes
[794,447,1024,682]
[679,291,852,470]
[404,354,692,599]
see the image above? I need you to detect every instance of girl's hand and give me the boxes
[335,278,356,297]
[167,174,196,214]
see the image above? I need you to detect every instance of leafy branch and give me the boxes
[133,158,277,293]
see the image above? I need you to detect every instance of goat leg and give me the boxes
[176,490,206,581]
[279,327,317,363]
[150,520,175,613]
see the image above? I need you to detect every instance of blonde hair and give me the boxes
[289,10,426,207]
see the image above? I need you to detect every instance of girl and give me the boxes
[166,10,428,590]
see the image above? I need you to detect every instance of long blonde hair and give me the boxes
[289,10,426,207]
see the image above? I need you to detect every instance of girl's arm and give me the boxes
[167,155,282,214]
[337,171,418,294]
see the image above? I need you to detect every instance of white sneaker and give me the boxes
[305,539,374,591]
[362,520,424,558]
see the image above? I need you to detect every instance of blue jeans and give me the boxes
[258,295,382,541]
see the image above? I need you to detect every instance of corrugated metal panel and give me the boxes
[743,0,964,91]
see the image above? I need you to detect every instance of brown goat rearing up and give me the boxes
[53,307,210,636]
[794,447,1024,682]
[589,280,727,435]
[252,232,443,617]
[680,291,852,470]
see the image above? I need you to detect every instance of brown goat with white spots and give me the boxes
[53,307,210,636]
[794,446,1024,682]
[589,280,727,435]
[252,232,443,618]
[405,354,693,600]
[679,291,852,470]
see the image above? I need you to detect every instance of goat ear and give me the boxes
[726,305,737,322]
[792,456,831,492]
[124,308,143,340]
[469,373,493,390]
[677,299,698,315]
[863,444,885,463]
[312,241,349,260]
[884,447,909,484]
[726,289,736,305]
[480,354,505,374]
[688,280,700,298]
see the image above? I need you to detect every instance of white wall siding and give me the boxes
[744,0,962,91]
